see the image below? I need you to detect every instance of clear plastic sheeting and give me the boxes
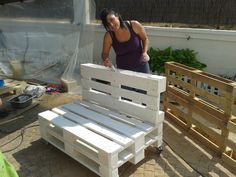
[62,0,96,82]
[0,0,95,84]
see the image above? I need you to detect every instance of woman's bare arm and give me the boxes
[131,20,149,53]
[101,32,113,67]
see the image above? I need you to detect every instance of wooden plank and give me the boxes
[61,103,145,141]
[75,101,155,132]
[39,110,122,154]
[81,63,114,82]
[52,107,134,147]
[115,71,166,96]
[225,139,236,150]
[82,78,160,111]
[166,88,189,107]
[227,120,236,133]
[82,88,115,108]
[166,62,236,92]
[113,99,160,125]
[192,104,225,129]
[189,127,223,155]
[192,71,234,93]
[64,143,100,175]
[165,111,189,130]
[81,63,166,96]
[82,78,113,95]
[82,89,160,125]
[191,117,223,145]
[165,62,196,77]
[192,98,228,122]
[172,84,227,129]
[166,111,222,154]
[193,86,227,109]
[222,153,236,171]
[167,85,190,101]
[166,102,188,122]
[112,86,160,111]
[167,75,192,91]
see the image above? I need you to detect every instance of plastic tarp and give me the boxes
[0,0,95,85]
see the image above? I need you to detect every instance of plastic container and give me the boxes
[0,79,4,87]
[10,60,24,79]
[8,94,34,109]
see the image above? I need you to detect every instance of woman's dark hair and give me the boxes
[100,8,125,31]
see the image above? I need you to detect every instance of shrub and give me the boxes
[147,47,207,74]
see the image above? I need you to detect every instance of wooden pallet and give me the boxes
[164,62,236,170]
[39,64,166,177]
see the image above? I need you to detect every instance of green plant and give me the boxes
[147,47,207,74]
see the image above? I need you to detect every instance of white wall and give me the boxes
[1,20,236,78]
[93,25,236,76]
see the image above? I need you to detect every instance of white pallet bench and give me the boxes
[39,63,166,177]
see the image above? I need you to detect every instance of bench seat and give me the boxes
[38,63,166,177]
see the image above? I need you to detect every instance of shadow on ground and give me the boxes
[1,93,236,177]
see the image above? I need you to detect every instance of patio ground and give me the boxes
[0,93,236,177]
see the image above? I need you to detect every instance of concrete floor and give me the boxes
[0,93,236,177]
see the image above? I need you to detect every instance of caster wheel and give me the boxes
[156,146,163,154]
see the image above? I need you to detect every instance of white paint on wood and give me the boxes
[62,103,145,140]
[39,63,166,177]
[52,107,133,147]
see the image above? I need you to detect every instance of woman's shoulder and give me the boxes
[129,20,143,33]
[104,31,112,44]
[104,31,112,38]
[130,20,142,27]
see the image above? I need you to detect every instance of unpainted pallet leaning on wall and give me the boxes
[164,61,236,170]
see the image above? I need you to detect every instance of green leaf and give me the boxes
[148,47,207,74]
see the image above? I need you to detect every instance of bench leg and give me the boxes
[153,137,163,154]
[99,166,119,177]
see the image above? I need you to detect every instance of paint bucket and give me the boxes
[60,78,78,93]
[10,60,24,79]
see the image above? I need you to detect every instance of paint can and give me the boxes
[10,60,24,79]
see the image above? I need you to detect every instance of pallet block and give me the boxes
[38,64,166,177]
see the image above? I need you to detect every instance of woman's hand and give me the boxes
[143,52,150,62]
[103,58,113,67]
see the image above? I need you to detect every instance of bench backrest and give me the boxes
[81,63,166,125]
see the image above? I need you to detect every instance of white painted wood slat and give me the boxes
[76,100,154,132]
[62,103,145,140]
[81,63,114,82]
[52,107,133,147]
[82,78,113,95]
[39,110,122,154]
[81,63,166,95]
[82,89,160,124]
[115,70,166,96]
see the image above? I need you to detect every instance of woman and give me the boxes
[100,8,150,73]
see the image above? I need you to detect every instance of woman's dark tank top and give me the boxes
[110,21,145,71]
